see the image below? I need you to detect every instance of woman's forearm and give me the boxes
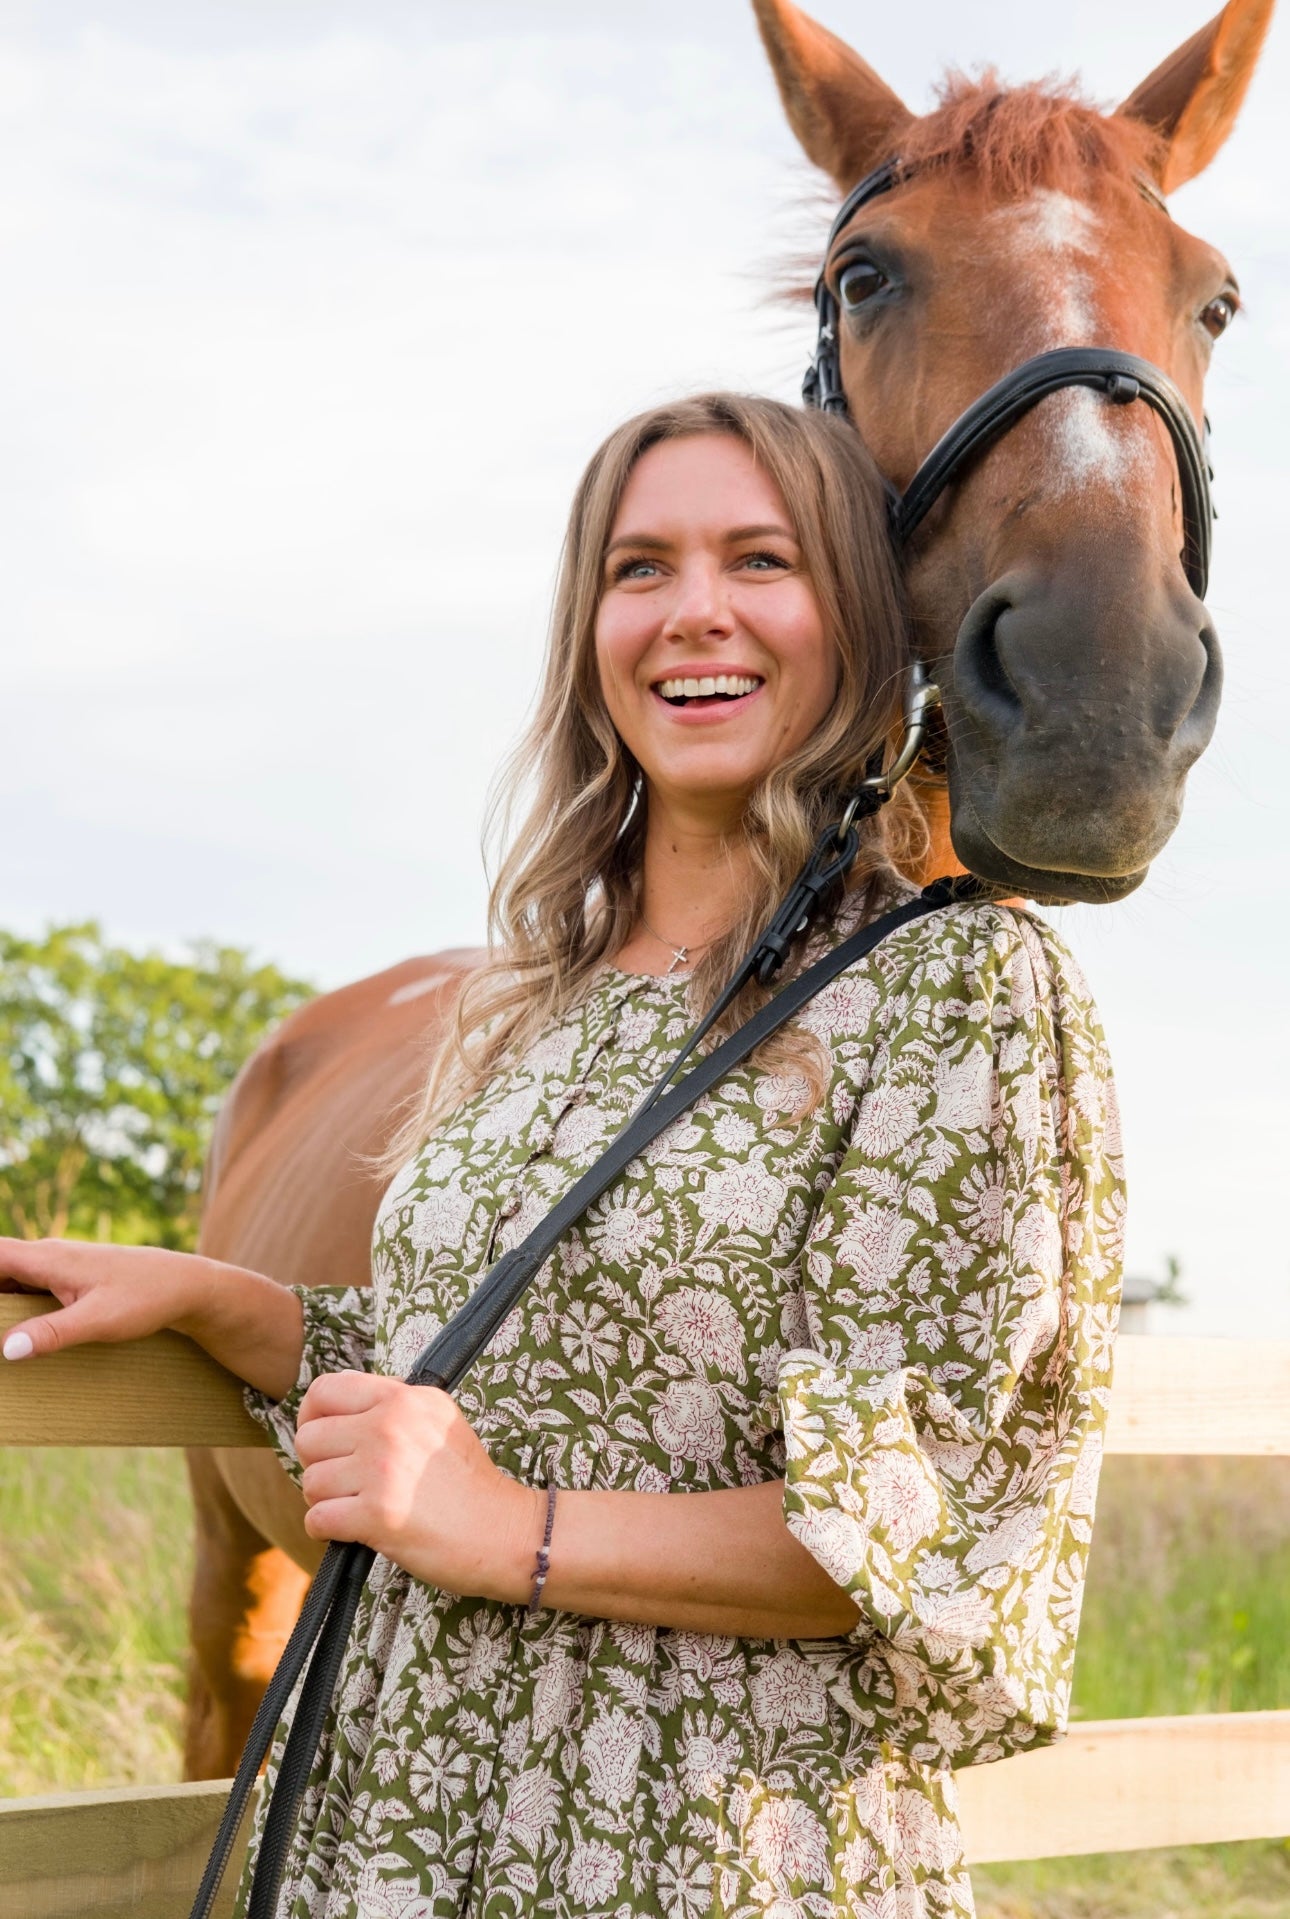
[177,1260,305,1401]
[507,1479,861,1639]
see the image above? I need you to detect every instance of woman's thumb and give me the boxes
[3,1301,90,1362]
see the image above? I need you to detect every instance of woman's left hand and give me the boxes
[295,1371,542,1601]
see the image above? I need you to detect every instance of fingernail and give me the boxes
[3,1332,33,1361]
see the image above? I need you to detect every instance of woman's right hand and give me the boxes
[0,1238,305,1400]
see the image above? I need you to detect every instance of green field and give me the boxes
[1,1449,1287,1913]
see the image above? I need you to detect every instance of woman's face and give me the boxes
[595,433,837,823]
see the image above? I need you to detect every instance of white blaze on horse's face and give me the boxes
[993,188,1152,500]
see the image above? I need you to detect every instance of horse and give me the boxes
[183,0,1274,1780]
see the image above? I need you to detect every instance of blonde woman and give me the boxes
[2,394,1122,1917]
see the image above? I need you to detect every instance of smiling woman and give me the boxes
[394,392,925,1146]
[1,393,1124,1918]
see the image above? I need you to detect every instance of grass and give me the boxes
[0,1447,193,1796]
[0,1449,1286,1913]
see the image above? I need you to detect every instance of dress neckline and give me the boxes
[595,961,694,989]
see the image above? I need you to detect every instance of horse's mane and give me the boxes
[777,73,1165,304]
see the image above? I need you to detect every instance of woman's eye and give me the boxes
[740,550,789,571]
[838,259,889,309]
[1200,293,1237,340]
[612,557,658,582]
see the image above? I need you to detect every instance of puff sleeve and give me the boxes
[778,905,1124,1770]
[242,1282,377,1487]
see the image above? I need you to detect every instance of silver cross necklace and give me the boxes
[638,912,715,978]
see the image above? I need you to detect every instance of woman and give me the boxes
[1,393,1123,1917]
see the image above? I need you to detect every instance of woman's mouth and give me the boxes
[653,672,764,711]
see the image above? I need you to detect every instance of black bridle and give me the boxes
[803,159,1214,599]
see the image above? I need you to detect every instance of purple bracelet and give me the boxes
[526,1482,557,1616]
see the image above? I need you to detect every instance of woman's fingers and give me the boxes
[300,1456,362,1506]
[298,1369,395,1425]
[2,1295,100,1362]
[0,1237,69,1294]
[295,1412,362,1467]
[302,1495,365,1542]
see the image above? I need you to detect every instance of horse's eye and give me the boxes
[838,260,888,309]
[1201,294,1237,340]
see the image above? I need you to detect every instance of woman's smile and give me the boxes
[650,666,766,722]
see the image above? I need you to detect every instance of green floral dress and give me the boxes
[239,893,1124,1919]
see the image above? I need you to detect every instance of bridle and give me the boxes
[803,158,1215,600]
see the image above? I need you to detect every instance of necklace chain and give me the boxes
[638,910,716,978]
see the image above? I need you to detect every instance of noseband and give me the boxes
[804,159,1214,599]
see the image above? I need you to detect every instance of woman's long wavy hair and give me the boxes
[387,392,926,1161]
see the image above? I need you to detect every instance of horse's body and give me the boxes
[185,952,479,1773]
[184,0,1273,1779]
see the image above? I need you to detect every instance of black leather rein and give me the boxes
[804,158,1214,599]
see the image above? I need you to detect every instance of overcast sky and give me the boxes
[3,0,1287,1337]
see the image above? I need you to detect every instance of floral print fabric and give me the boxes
[238,896,1123,1918]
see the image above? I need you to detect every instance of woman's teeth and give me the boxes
[656,674,761,703]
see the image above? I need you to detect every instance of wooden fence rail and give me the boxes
[3,1712,1287,1915]
[1,1295,1287,1917]
[3,1296,1289,1456]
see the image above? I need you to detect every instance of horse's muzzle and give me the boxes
[942,566,1223,901]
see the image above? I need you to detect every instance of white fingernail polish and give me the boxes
[3,1332,34,1361]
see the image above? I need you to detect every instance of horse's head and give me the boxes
[755,0,1273,901]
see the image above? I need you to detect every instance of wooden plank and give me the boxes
[1,1713,1284,1909]
[0,1778,252,1919]
[1107,1335,1290,1456]
[3,1290,1288,1457]
[0,1296,269,1449]
[958,1710,1290,1862]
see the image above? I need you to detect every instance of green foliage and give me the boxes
[0,924,312,1248]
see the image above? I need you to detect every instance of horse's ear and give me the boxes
[1117,0,1274,192]
[752,0,913,190]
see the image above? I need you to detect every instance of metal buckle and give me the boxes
[853,659,941,809]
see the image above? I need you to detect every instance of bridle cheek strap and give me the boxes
[805,162,1215,601]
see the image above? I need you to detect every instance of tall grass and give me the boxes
[1070,1456,1290,1721]
[0,1448,192,1795]
[0,1444,1286,1912]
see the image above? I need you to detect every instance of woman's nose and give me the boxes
[663,559,735,641]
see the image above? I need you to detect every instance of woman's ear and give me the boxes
[751,0,913,191]
[1116,0,1274,193]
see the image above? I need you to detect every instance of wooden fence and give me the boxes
[1,1292,1287,1917]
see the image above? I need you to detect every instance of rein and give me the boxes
[803,158,1214,599]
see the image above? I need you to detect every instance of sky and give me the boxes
[2,0,1287,1338]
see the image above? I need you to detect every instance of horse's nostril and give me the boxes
[953,587,1024,736]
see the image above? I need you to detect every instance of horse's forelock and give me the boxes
[771,74,1168,307]
[901,71,1165,201]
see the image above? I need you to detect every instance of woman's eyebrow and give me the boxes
[604,522,797,557]
[724,523,797,542]
[604,533,671,556]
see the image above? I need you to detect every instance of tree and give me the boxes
[0,924,313,1248]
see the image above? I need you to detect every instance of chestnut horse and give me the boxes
[185,0,1273,1778]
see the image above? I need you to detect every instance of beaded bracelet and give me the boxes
[526,1482,557,1616]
